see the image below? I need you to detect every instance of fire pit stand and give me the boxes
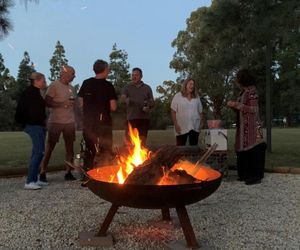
[95,204,200,249]
[79,151,222,249]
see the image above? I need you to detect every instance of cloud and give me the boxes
[7,42,15,50]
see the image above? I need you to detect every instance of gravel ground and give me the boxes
[0,171,299,250]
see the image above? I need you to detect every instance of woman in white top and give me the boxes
[171,78,204,146]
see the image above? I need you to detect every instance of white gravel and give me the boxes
[0,171,299,250]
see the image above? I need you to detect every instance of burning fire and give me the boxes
[116,124,150,184]
[88,124,221,185]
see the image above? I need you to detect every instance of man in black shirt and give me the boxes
[15,72,48,190]
[78,60,117,170]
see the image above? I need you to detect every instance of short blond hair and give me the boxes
[60,65,75,77]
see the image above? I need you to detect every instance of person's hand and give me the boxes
[199,121,204,130]
[142,106,150,113]
[175,123,181,134]
[125,97,130,105]
[63,100,74,108]
[227,100,236,108]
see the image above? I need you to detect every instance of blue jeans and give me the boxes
[24,125,47,183]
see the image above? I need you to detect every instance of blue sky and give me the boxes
[0,0,210,96]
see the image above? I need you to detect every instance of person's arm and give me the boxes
[45,95,73,108]
[171,108,181,134]
[198,98,204,129]
[78,97,83,108]
[227,89,258,113]
[110,99,117,111]
[200,112,205,129]
[148,87,155,108]
[120,94,130,105]
[15,93,26,126]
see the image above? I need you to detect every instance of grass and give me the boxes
[0,128,299,170]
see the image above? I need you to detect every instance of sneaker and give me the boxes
[24,182,42,190]
[39,173,48,183]
[64,171,76,181]
[36,180,49,186]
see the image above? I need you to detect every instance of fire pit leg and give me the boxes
[175,206,200,249]
[161,208,171,221]
[96,204,119,237]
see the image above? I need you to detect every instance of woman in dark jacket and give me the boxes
[227,69,266,185]
[15,72,47,190]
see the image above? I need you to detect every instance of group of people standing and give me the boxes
[15,63,265,190]
[15,60,156,190]
[16,66,78,189]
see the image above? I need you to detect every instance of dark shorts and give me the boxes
[47,123,76,144]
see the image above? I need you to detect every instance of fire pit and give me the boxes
[83,162,221,249]
[87,165,221,209]
[79,126,222,249]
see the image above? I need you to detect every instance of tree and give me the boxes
[0,53,17,130]
[11,51,35,102]
[153,80,182,129]
[0,0,39,40]
[108,43,131,96]
[170,6,238,119]
[49,40,68,81]
[149,98,172,130]
[0,0,13,40]
[170,0,300,123]
[108,43,131,129]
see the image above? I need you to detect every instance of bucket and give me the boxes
[207,120,222,129]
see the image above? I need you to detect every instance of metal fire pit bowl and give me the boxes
[84,165,222,249]
[87,165,222,209]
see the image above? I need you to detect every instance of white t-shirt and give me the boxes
[171,92,203,136]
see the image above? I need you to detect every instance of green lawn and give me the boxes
[0,128,299,169]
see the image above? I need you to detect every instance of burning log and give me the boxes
[124,145,204,185]
[159,169,199,185]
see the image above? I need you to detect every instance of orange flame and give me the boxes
[116,124,150,184]
[87,124,221,185]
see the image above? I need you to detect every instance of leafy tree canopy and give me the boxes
[108,43,131,96]
[49,40,68,81]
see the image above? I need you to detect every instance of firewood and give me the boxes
[124,145,205,185]
[191,143,218,176]
[159,169,199,185]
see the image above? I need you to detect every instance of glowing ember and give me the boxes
[169,160,221,181]
[116,124,150,184]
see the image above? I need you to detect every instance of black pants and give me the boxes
[83,124,113,170]
[236,142,267,181]
[176,130,199,146]
[126,119,150,146]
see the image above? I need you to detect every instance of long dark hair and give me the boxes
[236,69,256,87]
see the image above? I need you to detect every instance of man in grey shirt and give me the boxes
[121,67,154,146]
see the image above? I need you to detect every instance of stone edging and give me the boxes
[0,165,65,178]
[0,165,299,178]
[265,167,300,174]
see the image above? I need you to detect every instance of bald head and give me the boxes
[60,65,75,84]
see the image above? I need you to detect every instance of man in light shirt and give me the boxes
[39,65,77,182]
